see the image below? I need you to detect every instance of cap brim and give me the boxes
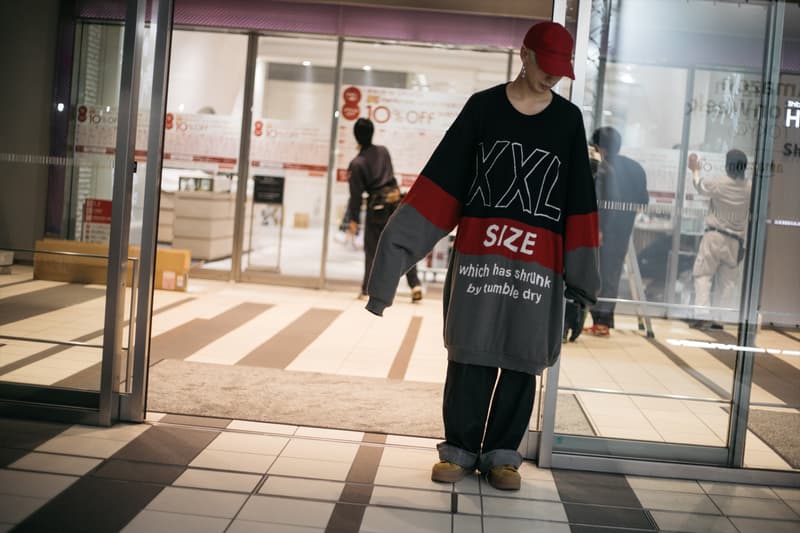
[536,52,575,80]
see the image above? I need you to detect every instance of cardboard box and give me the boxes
[293,212,310,228]
[33,239,191,291]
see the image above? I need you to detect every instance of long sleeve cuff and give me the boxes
[365,297,388,316]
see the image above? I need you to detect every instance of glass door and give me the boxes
[241,35,340,282]
[0,0,173,424]
[541,0,783,471]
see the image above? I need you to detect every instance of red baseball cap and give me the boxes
[523,22,575,80]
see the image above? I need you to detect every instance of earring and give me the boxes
[520,65,527,80]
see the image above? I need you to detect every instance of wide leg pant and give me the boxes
[437,360,537,473]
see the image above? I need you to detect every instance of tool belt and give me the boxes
[706,225,745,263]
[366,183,401,223]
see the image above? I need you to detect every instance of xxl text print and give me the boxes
[465,141,562,221]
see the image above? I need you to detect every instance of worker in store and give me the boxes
[346,117,423,302]
[688,149,751,330]
[362,22,599,491]
[582,126,649,337]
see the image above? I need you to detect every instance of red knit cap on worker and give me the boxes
[523,22,575,80]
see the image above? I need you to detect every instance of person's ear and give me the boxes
[519,45,528,64]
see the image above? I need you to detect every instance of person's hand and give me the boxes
[688,152,700,172]
[563,300,587,342]
[348,220,359,235]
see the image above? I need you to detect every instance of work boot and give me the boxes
[411,286,423,302]
[486,465,521,491]
[431,461,469,483]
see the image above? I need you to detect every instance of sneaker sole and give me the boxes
[431,469,468,483]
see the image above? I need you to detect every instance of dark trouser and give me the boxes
[438,360,537,473]
[591,212,636,328]
[362,209,420,295]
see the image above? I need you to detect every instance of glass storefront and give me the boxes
[1,0,797,482]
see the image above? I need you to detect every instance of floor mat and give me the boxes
[148,360,594,438]
[747,409,800,469]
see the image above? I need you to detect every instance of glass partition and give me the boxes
[549,0,787,468]
[242,35,339,280]
[327,40,509,292]
[159,29,248,276]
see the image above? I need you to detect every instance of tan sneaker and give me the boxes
[431,461,469,483]
[486,465,521,490]
[411,286,423,302]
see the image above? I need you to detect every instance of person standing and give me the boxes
[346,118,423,301]
[689,149,751,329]
[364,22,600,490]
[583,127,649,337]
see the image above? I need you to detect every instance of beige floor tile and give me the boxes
[34,435,130,458]
[481,516,571,533]
[709,494,799,520]
[481,496,567,522]
[173,469,262,493]
[360,506,451,533]
[189,449,276,474]
[370,485,452,512]
[121,510,230,533]
[227,420,297,435]
[237,495,334,528]
[281,438,359,463]
[9,452,101,476]
[633,488,720,514]
[452,514,482,533]
[650,510,738,533]
[259,476,344,501]
[730,517,800,533]
[146,487,247,518]
[293,427,364,441]
[207,432,289,455]
[267,456,352,482]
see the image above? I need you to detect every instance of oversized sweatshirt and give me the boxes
[366,84,600,375]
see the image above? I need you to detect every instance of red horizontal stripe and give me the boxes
[454,216,562,272]
[402,175,461,231]
[565,212,599,251]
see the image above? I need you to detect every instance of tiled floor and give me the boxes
[1,268,799,471]
[1,414,799,533]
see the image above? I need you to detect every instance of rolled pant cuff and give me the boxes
[478,449,522,473]
[437,442,478,470]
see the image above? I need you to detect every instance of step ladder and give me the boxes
[625,237,654,338]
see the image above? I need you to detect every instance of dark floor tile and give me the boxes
[11,476,163,533]
[159,413,232,429]
[0,446,28,467]
[91,458,185,484]
[0,418,69,450]
[339,483,372,505]
[346,445,383,485]
[564,503,655,530]
[0,284,104,327]
[111,425,219,466]
[553,470,642,507]
[325,501,365,533]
